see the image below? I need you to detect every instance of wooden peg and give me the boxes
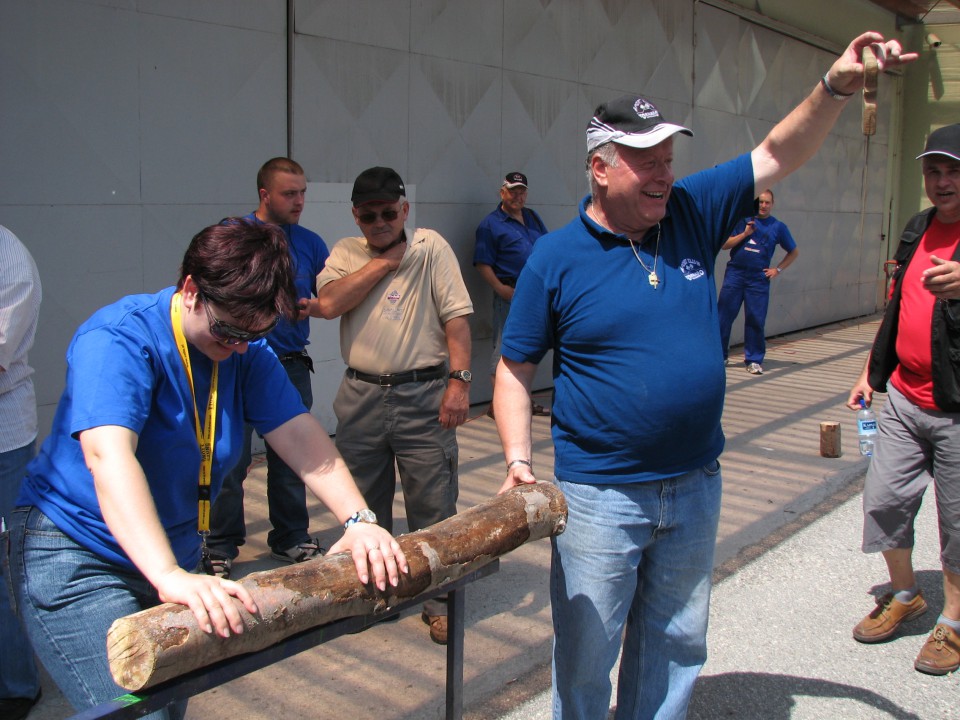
[862,45,878,136]
[820,421,841,458]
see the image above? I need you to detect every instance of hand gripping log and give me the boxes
[107,482,567,692]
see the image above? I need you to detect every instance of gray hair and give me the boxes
[586,143,620,196]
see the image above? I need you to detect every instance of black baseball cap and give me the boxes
[916,124,960,162]
[351,166,406,206]
[587,95,692,153]
[503,172,528,188]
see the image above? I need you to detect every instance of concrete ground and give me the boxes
[27,315,957,719]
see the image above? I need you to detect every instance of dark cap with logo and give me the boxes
[351,167,406,206]
[586,95,693,153]
[916,124,960,162]
[503,172,528,189]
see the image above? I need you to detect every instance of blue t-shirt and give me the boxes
[501,154,755,484]
[473,205,548,280]
[243,212,329,356]
[726,215,796,273]
[18,287,307,570]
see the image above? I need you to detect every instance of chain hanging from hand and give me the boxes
[629,223,661,289]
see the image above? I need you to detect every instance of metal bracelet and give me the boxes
[506,459,533,472]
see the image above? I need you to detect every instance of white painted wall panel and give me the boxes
[138,14,287,204]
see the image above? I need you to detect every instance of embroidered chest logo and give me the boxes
[680,259,705,281]
[386,290,401,305]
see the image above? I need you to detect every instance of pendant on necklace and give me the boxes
[648,272,660,289]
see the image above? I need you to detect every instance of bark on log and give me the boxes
[108,482,566,692]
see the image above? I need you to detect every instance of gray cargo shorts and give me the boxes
[862,384,960,574]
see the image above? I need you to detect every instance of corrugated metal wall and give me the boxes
[0,0,903,436]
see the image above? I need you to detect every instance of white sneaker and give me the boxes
[746,362,763,375]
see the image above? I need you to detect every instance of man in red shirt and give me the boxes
[847,123,960,675]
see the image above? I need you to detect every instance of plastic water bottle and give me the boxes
[857,398,878,457]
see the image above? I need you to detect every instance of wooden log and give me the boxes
[107,482,567,692]
[819,421,841,458]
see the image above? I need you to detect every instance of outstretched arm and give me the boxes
[752,32,917,193]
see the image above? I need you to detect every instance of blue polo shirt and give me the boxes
[19,287,307,570]
[243,212,329,356]
[473,205,548,281]
[501,154,755,483]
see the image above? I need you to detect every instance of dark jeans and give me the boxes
[1,441,40,701]
[207,355,313,557]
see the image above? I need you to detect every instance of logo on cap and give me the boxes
[633,99,660,120]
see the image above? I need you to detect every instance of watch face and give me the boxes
[452,370,472,382]
[358,508,377,524]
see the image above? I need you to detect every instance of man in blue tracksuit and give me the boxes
[717,189,799,375]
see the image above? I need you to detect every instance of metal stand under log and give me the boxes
[70,482,567,720]
[68,561,497,720]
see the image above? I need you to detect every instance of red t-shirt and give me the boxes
[890,216,960,409]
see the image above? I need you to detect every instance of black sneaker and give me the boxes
[271,537,326,564]
[0,690,41,720]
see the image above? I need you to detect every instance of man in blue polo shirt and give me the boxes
[718,189,799,374]
[474,172,549,417]
[492,33,915,720]
[206,158,329,578]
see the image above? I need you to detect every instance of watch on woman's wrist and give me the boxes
[343,508,378,530]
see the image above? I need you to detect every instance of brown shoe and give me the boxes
[853,592,927,643]
[421,611,448,645]
[915,623,960,675]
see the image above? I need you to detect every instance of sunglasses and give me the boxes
[356,208,401,225]
[201,298,279,345]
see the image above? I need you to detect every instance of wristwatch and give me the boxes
[449,370,472,383]
[343,508,378,530]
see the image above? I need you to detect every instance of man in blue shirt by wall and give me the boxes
[473,172,550,417]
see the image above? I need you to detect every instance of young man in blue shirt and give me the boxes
[206,158,330,578]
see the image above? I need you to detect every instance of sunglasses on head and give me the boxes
[356,208,401,225]
[201,296,279,345]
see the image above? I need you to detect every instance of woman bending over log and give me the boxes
[8,220,407,720]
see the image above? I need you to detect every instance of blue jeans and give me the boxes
[717,267,771,364]
[9,507,185,719]
[208,356,313,556]
[0,441,40,701]
[551,464,722,720]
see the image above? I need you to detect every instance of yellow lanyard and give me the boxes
[170,293,219,538]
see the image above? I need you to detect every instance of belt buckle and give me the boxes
[378,374,393,387]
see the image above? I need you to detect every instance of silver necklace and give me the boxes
[629,224,661,289]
